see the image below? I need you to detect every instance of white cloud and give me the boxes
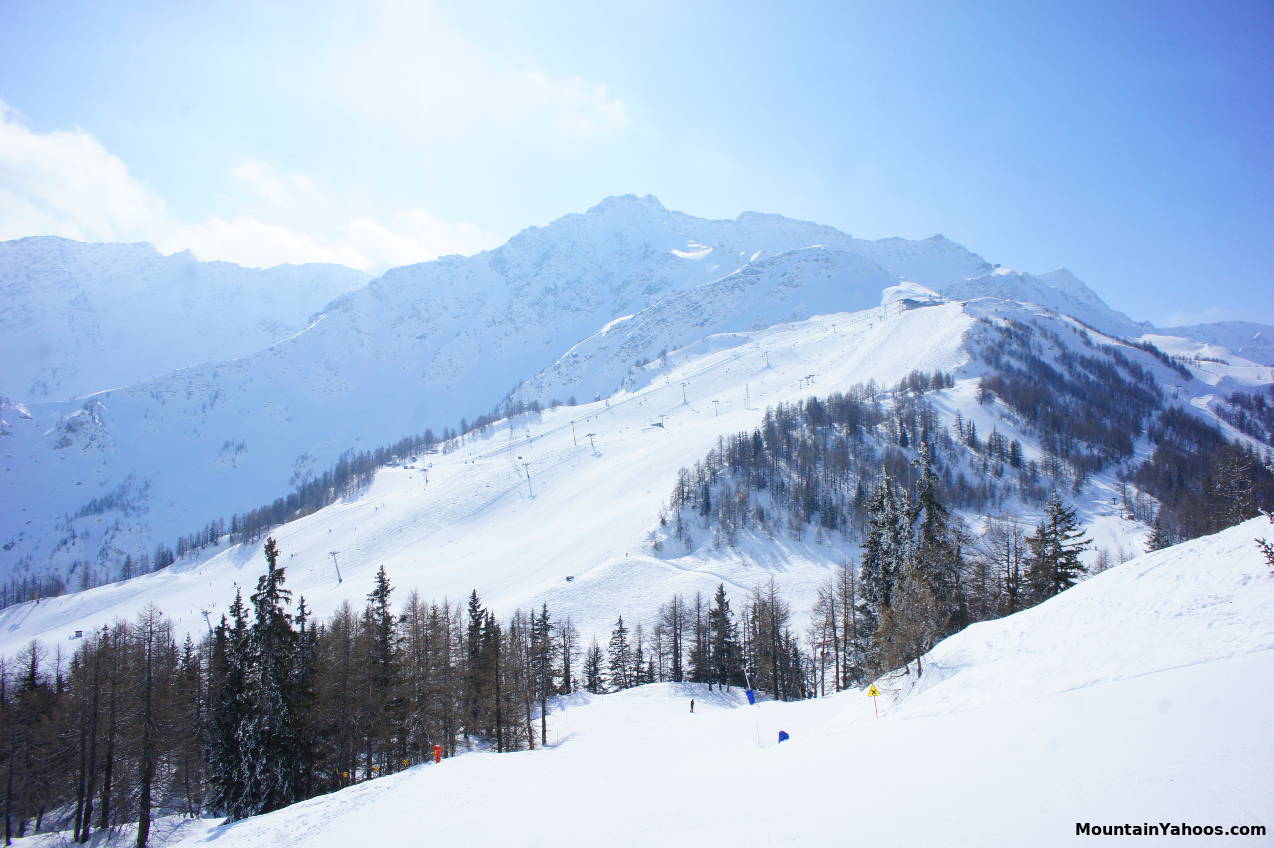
[0,104,500,269]
[160,209,499,270]
[160,216,365,269]
[346,210,498,268]
[0,100,167,243]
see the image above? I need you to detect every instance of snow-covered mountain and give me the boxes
[940,266,1148,338]
[0,197,991,589]
[0,195,1261,609]
[1153,320,1274,366]
[0,236,369,400]
[5,285,1269,656]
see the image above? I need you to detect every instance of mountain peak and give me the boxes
[585,194,667,215]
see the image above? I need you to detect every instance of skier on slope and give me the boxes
[690,698,695,714]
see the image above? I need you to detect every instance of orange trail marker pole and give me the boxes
[434,745,442,764]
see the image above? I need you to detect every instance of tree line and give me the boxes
[1,397,562,609]
[3,464,1096,846]
[0,541,576,846]
[660,370,1053,552]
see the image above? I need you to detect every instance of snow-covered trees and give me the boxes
[859,462,957,680]
[1145,514,1174,553]
[861,470,912,626]
[911,444,967,631]
[606,617,633,691]
[220,537,306,820]
[1025,493,1089,602]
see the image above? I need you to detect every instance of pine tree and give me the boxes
[688,592,709,684]
[910,443,966,632]
[656,595,687,683]
[236,538,302,819]
[747,578,801,699]
[478,611,504,750]
[1025,493,1089,602]
[606,617,632,691]
[876,558,942,678]
[1145,512,1173,552]
[861,471,912,623]
[463,591,485,746]
[132,604,174,848]
[583,641,604,694]
[557,617,577,695]
[361,566,400,774]
[528,605,556,746]
[1256,538,1274,574]
[206,592,249,817]
[291,597,318,797]
[706,585,744,689]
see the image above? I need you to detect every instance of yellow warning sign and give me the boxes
[866,684,881,697]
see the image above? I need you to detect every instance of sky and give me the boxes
[0,0,1270,326]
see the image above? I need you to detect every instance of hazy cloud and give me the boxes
[0,103,499,269]
[0,100,166,243]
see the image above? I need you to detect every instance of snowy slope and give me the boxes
[12,285,1262,660]
[0,196,1253,601]
[0,299,979,654]
[0,197,1001,588]
[511,246,904,405]
[1156,321,1274,366]
[0,236,368,400]
[941,267,1147,338]
[20,517,1270,848]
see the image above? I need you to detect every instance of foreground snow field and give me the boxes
[19,517,1269,848]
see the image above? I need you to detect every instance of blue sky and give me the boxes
[1,0,1270,325]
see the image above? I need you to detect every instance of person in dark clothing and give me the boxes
[690,698,695,714]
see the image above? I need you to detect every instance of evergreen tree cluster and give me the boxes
[621,582,798,699]
[0,541,578,845]
[1215,387,1274,446]
[1132,407,1274,545]
[807,473,1087,689]
[661,371,1045,550]
[974,318,1164,480]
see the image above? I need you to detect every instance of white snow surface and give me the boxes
[941,267,1147,338]
[4,290,1270,659]
[2,196,994,586]
[3,194,1269,651]
[18,517,1271,848]
[0,302,977,655]
[1155,321,1274,366]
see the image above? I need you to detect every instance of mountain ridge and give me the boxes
[1,196,1267,601]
